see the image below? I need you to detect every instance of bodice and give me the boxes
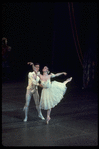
[41,79,51,88]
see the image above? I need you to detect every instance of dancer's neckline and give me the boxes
[41,79,50,83]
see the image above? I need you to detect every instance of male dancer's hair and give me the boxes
[34,63,40,66]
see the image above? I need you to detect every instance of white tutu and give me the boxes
[40,79,67,110]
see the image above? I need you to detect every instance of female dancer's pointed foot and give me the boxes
[64,77,72,85]
[46,117,51,124]
[67,77,72,82]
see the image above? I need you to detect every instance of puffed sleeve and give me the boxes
[51,73,56,78]
[28,72,32,78]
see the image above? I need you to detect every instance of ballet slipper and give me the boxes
[64,77,72,85]
[24,116,27,122]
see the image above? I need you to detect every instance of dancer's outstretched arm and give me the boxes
[51,72,67,77]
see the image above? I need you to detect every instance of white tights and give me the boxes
[23,89,42,121]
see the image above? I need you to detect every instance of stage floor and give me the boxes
[2,80,98,146]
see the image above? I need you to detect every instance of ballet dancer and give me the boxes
[23,62,45,122]
[39,66,72,124]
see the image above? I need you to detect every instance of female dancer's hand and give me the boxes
[63,72,67,75]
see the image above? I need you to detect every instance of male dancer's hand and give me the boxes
[27,62,33,65]
[27,62,36,72]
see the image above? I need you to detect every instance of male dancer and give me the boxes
[23,62,45,122]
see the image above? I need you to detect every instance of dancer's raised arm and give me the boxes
[27,62,36,72]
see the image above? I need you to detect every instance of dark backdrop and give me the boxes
[2,2,97,86]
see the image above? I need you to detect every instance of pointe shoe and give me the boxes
[46,117,51,124]
[64,77,72,85]
[46,120,49,124]
[67,77,72,82]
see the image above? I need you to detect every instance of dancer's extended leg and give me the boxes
[23,90,32,122]
[46,109,51,124]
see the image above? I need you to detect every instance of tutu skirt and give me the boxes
[40,81,67,110]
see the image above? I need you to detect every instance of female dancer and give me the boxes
[39,66,72,124]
